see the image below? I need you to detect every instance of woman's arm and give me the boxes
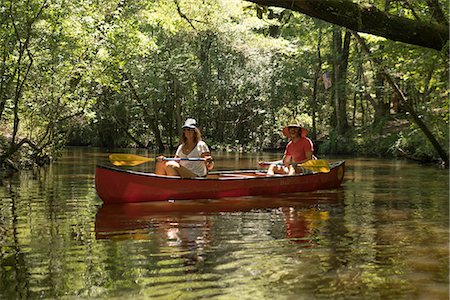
[258,159,283,167]
[282,154,292,166]
[201,152,214,170]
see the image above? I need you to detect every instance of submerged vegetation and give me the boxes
[0,0,448,172]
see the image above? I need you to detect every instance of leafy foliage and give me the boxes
[0,0,448,169]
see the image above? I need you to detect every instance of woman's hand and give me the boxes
[203,155,214,170]
[156,155,165,162]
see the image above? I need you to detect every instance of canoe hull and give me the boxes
[95,161,345,204]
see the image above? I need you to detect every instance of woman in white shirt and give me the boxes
[155,118,214,178]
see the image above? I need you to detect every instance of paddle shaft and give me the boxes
[163,157,206,161]
[109,153,207,167]
[259,159,330,173]
[259,161,303,167]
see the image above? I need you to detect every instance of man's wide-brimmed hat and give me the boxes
[182,118,197,129]
[282,124,307,137]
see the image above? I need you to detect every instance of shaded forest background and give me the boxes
[0,0,448,171]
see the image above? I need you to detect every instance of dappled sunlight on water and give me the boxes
[0,149,448,299]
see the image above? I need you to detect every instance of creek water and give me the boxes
[0,147,448,299]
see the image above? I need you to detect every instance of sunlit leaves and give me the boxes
[0,0,447,161]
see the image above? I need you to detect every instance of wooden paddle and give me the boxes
[109,154,206,167]
[259,159,330,173]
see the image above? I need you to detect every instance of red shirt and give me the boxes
[284,138,314,162]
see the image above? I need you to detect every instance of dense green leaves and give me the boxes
[0,0,448,169]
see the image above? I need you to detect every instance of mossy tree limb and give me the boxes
[245,0,449,51]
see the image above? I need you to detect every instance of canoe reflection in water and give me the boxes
[282,207,330,246]
[96,190,342,233]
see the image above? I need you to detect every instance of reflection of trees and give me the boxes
[97,212,213,269]
[303,164,449,299]
[94,196,342,297]
[0,150,101,299]
[96,212,218,298]
[1,152,448,299]
[1,183,30,298]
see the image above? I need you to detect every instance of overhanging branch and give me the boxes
[245,0,449,51]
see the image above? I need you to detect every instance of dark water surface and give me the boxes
[0,148,448,299]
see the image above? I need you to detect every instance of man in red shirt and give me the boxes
[266,124,314,175]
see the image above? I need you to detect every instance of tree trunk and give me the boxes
[165,72,176,149]
[174,79,182,141]
[123,72,165,151]
[372,52,389,129]
[331,28,350,134]
[216,95,225,143]
[0,46,11,123]
[196,33,212,127]
[311,28,322,141]
[353,32,449,167]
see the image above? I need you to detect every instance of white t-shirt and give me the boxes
[175,140,210,177]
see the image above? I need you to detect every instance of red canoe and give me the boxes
[95,161,345,204]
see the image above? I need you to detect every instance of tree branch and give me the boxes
[174,0,197,31]
[245,0,449,50]
[425,0,448,26]
[400,1,421,21]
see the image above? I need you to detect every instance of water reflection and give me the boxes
[90,192,345,298]
[0,149,448,299]
[95,192,343,244]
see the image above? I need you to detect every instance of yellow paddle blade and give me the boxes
[300,159,330,173]
[109,154,154,166]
